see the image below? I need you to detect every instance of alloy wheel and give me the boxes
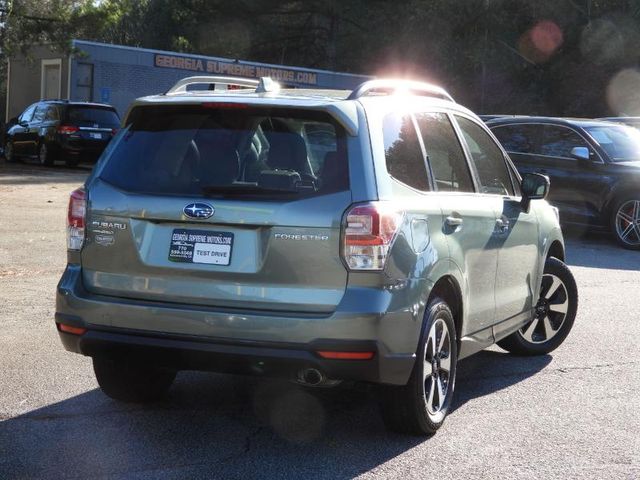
[423,318,452,416]
[615,200,640,247]
[520,273,569,344]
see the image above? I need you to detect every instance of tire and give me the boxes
[4,141,17,163]
[498,257,578,356]
[610,196,640,250]
[379,297,458,436]
[38,142,54,166]
[93,356,176,403]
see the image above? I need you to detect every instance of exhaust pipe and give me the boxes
[299,368,324,386]
[295,368,341,387]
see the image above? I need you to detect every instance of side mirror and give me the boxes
[570,146,590,162]
[520,173,550,212]
[18,120,29,128]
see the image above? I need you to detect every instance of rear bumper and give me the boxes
[56,266,421,385]
[56,315,382,383]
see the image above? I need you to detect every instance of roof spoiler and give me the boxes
[165,76,280,95]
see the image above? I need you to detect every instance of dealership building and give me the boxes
[5,39,371,121]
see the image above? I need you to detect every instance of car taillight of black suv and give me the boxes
[4,100,120,167]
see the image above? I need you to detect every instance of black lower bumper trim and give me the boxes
[57,325,381,383]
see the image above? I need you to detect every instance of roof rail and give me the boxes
[347,79,455,102]
[165,76,280,95]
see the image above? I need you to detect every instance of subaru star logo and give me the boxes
[183,203,214,219]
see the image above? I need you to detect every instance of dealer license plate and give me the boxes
[168,229,233,266]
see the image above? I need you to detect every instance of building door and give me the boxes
[41,60,62,100]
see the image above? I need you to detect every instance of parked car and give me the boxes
[55,77,578,436]
[4,100,120,167]
[488,116,640,249]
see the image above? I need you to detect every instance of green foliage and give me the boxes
[3,0,640,116]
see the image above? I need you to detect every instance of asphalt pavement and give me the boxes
[0,161,638,479]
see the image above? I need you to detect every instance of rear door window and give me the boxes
[100,105,349,198]
[66,106,120,128]
[455,116,515,196]
[383,113,430,192]
[415,112,474,192]
[491,124,541,154]
[45,105,60,122]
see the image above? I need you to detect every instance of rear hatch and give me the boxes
[82,103,352,313]
[62,105,120,149]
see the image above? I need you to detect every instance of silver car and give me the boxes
[56,76,578,435]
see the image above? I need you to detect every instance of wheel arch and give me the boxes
[547,240,565,262]
[427,275,464,350]
[603,183,640,226]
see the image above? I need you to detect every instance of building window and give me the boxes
[41,59,62,100]
[76,63,94,102]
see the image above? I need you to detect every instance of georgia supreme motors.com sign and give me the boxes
[154,53,319,86]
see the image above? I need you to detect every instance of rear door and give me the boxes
[415,111,500,335]
[83,104,352,314]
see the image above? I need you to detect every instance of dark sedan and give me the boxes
[4,100,120,167]
[487,116,640,249]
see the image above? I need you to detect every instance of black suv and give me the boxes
[487,117,640,249]
[4,100,120,167]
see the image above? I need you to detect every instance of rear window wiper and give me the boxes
[201,184,300,197]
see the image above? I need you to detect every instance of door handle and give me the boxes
[445,216,463,227]
[494,217,509,234]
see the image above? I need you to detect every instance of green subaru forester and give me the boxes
[56,76,578,435]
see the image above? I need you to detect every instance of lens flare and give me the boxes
[607,69,640,116]
[519,20,563,63]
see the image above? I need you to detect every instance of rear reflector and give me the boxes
[317,351,375,360]
[57,323,87,335]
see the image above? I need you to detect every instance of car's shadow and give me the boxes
[0,349,551,479]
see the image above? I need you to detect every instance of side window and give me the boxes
[32,105,47,123]
[540,126,588,158]
[415,112,474,192]
[44,105,59,122]
[383,113,430,192]
[455,116,515,196]
[491,124,540,154]
[19,104,37,123]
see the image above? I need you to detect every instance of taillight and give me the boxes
[67,188,86,250]
[58,125,79,135]
[111,128,119,135]
[342,202,404,270]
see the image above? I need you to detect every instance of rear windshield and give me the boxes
[99,105,349,198]
[66,106,120,127]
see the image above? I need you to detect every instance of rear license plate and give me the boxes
[168,229,233,266]
[89,132,102,139]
